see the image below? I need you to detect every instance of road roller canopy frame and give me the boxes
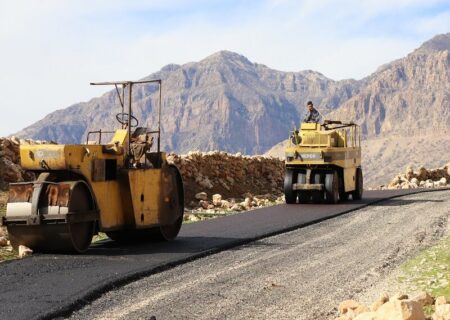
[89,79,163,166]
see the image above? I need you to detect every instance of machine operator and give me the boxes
[303,101,321,123]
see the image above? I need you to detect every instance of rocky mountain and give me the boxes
[15,51,359,154]
[13,33,450,186]
[329,33,450,138]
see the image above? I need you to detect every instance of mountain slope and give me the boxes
[329,33,450,137]
[15,51,359,154]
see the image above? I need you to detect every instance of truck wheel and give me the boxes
[297,173,311,203]
[352,168,363,200]
[325,171,340,204]
[284,169,297,204]
[311,173,323,203]
[339,174,349,201]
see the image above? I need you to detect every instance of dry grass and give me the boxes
[398,234,450,299]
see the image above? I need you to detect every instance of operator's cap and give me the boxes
[307,101,313,106]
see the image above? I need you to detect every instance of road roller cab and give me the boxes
[3,80,184,253]
[284,120,363,204]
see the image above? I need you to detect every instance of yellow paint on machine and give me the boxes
[128,169,162,228]
[16,128,180,235]
[20,145,66,170]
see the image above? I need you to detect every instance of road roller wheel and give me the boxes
[325,171,340,204]
[7,180,95,253]
[297,191,311,203]
[338,171,349,201]
[297,173,311,203]
[352,167,363,200]
[284,169,297,204]
[311,173,324,203]
[340,192,349,201]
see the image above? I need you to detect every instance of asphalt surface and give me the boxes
[0,188,447,320]
[69,191,450,320]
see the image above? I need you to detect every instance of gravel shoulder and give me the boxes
[69,191,450,320]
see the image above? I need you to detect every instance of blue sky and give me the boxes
[0,0,449,136]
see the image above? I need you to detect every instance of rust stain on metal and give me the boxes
[57,184,71,207]
[46,183,71,207]
[46,184,59,206]
[8,183,33,203]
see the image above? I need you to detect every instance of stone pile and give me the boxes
[0,226,33,258]
[184,192,285,222]
[335,292,449,320]
[0,137,41,189]
[167,151,284,205]
[376,164,450,190]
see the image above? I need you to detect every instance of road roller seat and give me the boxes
[300,122,320,131]
[130,127,154,166]
[336,129,347,147]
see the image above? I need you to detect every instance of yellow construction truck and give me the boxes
[3,80,184,253]
[284,120,363,204]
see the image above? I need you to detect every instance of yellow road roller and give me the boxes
[2,79,184,253]
[284,120,362,204]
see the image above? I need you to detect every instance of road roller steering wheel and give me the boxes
[116,112,138,128]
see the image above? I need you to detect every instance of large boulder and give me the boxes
[375,299,425,320]
[411,292,434,307]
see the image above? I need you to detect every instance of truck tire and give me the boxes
[284,169,297,204]
[311,173,323,203]
[339,172,349,201]
[325,171,340,204]
[352,167,363,200]
[297,172,311,203]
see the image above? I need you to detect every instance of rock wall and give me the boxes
[167,151,284,205]
[0,137,36,189]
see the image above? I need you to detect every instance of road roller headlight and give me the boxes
[285,152,295,162]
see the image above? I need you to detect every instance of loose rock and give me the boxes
[375,164,450,191]
[18,245,33,258]
[411,292,434,307]
[212,194,222,206]
[195,192,208,201]
[0,236,8,247]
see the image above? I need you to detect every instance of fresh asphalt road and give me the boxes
[0,189,446,320]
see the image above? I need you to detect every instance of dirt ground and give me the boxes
[69,191,450,320]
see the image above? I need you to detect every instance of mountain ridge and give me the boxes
[14,33,450,160]
[15,51,360,154]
